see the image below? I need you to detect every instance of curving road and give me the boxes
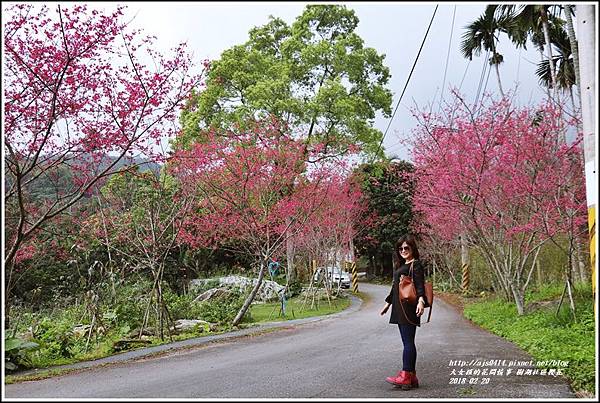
[4,283,575,399]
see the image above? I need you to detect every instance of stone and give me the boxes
[190,275,285,303]
[169,319,211,334]
[193,287,232,303]
[127,328,155,338]
[72,324,91,337]
[524,299,560,314]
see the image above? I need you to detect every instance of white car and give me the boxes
[313,266,351,288]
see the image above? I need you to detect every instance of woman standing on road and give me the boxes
[380,234,428,390]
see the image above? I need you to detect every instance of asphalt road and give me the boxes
[4,283,575,399]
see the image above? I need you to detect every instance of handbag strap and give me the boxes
[398,298,419,326]
[399,260,432,325]
[399,298,432,325]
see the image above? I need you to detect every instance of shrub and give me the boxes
[4,336,39,371]
[195,291,247,324]
[112,280,152,329]
[163,288,204,320]
[34,317,78,359]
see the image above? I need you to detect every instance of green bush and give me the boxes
[195,291,247,324]
[4,336,40,371]
[463,283,595,394]
[34,317,78,359]
[163,288,205,320]
[113,280,152,329]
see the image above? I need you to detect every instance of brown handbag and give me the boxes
[399,268,417,305]
[398,261,434,324]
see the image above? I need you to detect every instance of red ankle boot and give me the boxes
[386,370,412,389]
[409,371,419,388]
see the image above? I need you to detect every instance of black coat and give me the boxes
[385,260,427,326]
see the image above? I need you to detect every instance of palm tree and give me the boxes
[495,5,564,97]
[535,21,576,101]
[461,5,513,97]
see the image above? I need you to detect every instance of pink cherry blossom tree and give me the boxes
[293,174,365,294]
[172,118,355,325]
[410,91,587,314]
[3,3,204,322]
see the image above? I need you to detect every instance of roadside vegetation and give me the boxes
[462,282,595,396]
[6,278,353,373]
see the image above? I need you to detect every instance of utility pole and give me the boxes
[576,5,597,311]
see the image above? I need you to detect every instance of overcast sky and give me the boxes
[14,1,560,161]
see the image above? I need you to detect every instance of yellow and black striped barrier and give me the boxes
[345,261,359,293]
[462,263,470,293]
[588,206,596,316]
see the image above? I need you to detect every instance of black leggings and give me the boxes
[398,324,417,372]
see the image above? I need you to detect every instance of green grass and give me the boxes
[462,282,595,395]
[248,294,352,322]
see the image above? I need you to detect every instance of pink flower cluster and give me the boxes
[411,95,586,244]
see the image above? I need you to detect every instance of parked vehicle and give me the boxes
[313,266,351,289]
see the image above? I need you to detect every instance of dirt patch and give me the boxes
[436,291,467,313]
[436,291,485,314]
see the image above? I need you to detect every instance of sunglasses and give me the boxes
[400,246,411,252]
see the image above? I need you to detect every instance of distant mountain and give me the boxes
[102,154,162,175]
[4,153,163,202]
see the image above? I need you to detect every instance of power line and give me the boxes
[480,62,492,109]
[458,61,470,91]
[473,49,489,108]
[447,59,471,125]
[373,4,439,160]
[438,5,457,113]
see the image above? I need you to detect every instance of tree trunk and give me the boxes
[538,48,552,99]
[564,5,581,104]
[511,283,525,315]
[536,259,542,289]
[232,259,266,326]
[286,226,296,285]
[541,10,559,98]
[574,233,588,283]
[494,62,505,97]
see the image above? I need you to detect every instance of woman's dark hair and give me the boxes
[395,234,420,265]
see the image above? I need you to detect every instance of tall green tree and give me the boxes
[177,5,393,159]
[352,160,415,278]
[177,5,393,284]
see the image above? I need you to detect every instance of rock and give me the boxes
[524,299,560,314]
[20,328,35,341]
[193,287,232,303]
[127,328,155,338]
[72,324,91,338]
[189,278,220,293]
[190,275,285,302]
[169,319,211,334]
